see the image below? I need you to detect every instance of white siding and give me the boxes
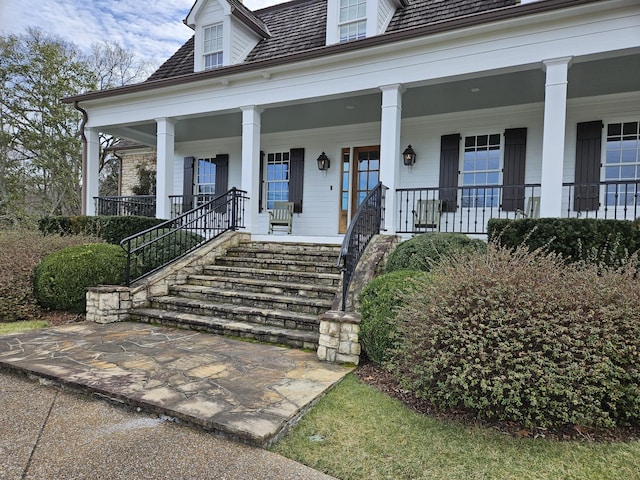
[377,0,395,33]
[198,0,224,24]
[231,21,260,65]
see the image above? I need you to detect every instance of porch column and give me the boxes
[241,106,262,233]
[85,127,100,216]
[155,117,176,219]
[540,57,572,218]
[379,84,404,234]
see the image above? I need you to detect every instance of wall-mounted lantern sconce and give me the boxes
[317,152,331,171]
[402,145,416,166]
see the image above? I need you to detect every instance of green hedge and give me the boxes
[488,218,640,265]
[389,243,640,429]
[358,270,430,365]
[386,233,487,273]
[33,244,126,313]
[38,216,164,244]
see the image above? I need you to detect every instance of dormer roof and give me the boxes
[184,0,271,38]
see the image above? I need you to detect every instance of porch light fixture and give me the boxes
[402,145,416,166]
[317,152,331,171]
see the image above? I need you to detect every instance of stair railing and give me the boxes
[336,182,387,311]
[120,188,248,285]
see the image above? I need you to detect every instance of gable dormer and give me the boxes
[185,0,270,72]
[325,0,405,46]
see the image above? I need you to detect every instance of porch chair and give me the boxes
[413,199,441,230]
[268,201,294,234]
[515,196,541,219]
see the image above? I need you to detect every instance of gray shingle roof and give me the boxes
[149,0,517,82]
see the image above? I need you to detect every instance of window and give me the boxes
[266,152,290,209]
[196,159,216,195]
[339,0,366,42]
[461,134,501,208]
[604,121,640,207]
[204,24,223,70]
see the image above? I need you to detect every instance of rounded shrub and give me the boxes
[386,233,486,273]
[389,243,640,429]
[33,244,126,313]
[358,270,430,365]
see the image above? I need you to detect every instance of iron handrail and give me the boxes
[120,188,248,285]
[337,182,387,311]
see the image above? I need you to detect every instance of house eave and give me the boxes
[62,0,607,105]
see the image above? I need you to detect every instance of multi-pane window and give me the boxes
[339,0,366,42]
[196,159,216,195]
[604,121,640,207]
[461,134,501,208]
[204,24,223,69]
[266,152,290,209]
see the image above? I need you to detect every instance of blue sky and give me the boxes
[0,0,282,69]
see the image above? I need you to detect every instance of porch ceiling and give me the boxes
[107,51,639,146]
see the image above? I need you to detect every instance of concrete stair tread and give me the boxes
[151,295,321,323]
[187,274,338,294]
[202,264,342,281]
[217,256,339,269]
[240,241,341,252]
[171,284,334,307]
[131,308,319,343]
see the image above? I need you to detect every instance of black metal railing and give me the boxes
[563,180,640,221]
[396,184,542,235]
[94,195,156,217]
[120,188,248,285]
[337,182,387,311]
[169,194,221,217]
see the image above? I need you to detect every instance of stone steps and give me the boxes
[168,284,333,315]
[186,274,337,300]
[130,240,341,349]
[130,308,319,350]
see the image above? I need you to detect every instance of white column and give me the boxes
[540,57,572,218]
[241,106,262,233]
[85,127,100,216]
[155,117,176,219]
[379,84,404,234]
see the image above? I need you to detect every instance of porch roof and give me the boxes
[62,0,600,105]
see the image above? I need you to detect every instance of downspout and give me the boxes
[74,101,89,215]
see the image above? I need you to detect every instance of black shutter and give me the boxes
[574,120,603,211]
[259,151,265,213]
[439,134,460,213]
[182,157,195,211]
[289,148,304,213]
[502,128,527,211]
[214,154,228,194]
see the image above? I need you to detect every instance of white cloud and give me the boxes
[0,0,285,69]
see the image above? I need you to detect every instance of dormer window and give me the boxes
[339,0,366,42]
[204,23,224,69]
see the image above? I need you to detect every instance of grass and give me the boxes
[272,374,640,480]
[0,320,49,335]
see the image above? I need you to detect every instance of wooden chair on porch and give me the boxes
[268,201,294,234]
[515,196,541,219]
[413,199,441,230]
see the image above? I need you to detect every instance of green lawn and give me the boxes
[0,321,49,335]
[272,374,640,480]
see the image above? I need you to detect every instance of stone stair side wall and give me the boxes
[86,231,250,324]
[318,234,401,365]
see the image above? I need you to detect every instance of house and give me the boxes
[64,0,640,239]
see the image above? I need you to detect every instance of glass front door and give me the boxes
[339,146,380,233]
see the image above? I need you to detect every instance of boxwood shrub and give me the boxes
[38,216,164,244]
[488,217,640,265]
[386,232,487,273]
[33,244,126,313]
[389,243,640,429]
[358,270,430,365]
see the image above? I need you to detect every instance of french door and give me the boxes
[338,146,380,233]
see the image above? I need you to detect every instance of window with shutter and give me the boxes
[261,148,305,213]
